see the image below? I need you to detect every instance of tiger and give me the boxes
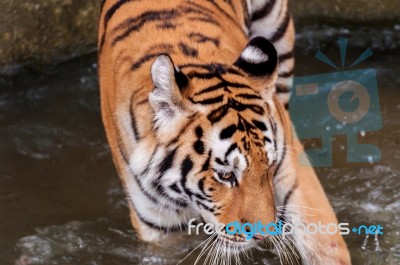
[98,0,351,264]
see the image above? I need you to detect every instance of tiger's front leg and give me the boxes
[275,138,352,265]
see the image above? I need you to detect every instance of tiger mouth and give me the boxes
[216,234,254,246]
[219,235,246,243]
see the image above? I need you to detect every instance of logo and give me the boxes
[289,38,383,167]
[187,219,383,240]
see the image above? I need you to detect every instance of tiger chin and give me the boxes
[98,0,351,264]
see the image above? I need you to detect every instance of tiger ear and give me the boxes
[149,55,192,141]
[234,36,278,95]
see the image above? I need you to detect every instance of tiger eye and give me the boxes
[223,172,236,181]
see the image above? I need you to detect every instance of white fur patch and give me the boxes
[241,46,269,63]
[151,55,172,89]
[149,55,190,140]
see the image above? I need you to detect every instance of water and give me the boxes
[0,46,399,264]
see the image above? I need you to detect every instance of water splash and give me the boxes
[15,219,202,265]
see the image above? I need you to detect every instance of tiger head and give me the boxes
[148,37,287,247]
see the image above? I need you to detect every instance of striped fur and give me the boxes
[98,1,351,264]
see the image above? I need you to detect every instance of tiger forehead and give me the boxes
[180,65,266,120]
[195,113,271,157]
[185,74,245,93]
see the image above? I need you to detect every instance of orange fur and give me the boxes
[98,0,351,264]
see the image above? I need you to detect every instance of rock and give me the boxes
[292,0,400,22]
[0,0,398,75]
[0,0,101,75]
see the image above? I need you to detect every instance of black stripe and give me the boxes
[201,151,212,172]
[129,93,141,141]
[228,98,265,114]
[134,147,183,205]
[100,0,106,11]
[167,114,196,146]
[190,95,224,105]
[278,69,293,78]
[134,174,159,204]
[185,1,217,16]
[220,124,237,139]
[277,181,298,223]
[226,68,243,75]
[206,0,246,35]
[187,71,218,80]
[131,52,166,70]
[284,102,289,110]
[195,126,203,138]
[224,0,236,13]
[140,145,159,175]
[179,63,241,76]
[225,143,238,157]
[137,99,148,106]
[198,178,207,196]
[207,105,229,124]
[252,120,267,131]
[116,137,129,164]
[157,22,177,29]
[181,156,194,178]
[112,9,178,46]
[276,83,290,93]
[182,2,221,27]
[133,204,186,233]
[188,16,221,26]
[215,158,226,166]
[179,63,225,71]
[195,82,250,96]
[236,93,262,100]
[272,120,278,152]
[278,50,294,62]
[107,100,184,212]
[167,114,197,146]
[104,0,134,29]
[193,192,211,202]
[241,136,250,151]
[159,148,177,173]
[174,68,189,91]
[189,32,220,47]
[106,99,130,164]
[264,136,272,143]
[169,183,182,193]
[180,156,194,197]
[196,200,215,212]
[207,100,265,124]
[278,70,293,78]
[274,140,286,177]
[270,10,291,43]
[178,42,199,58]
[153,148,190,207]
[152,178,189,207]
[149,43,174,52]
[99,0,138,51]
[193,140,205,155]
[112,124,163,207]
[251,0,277,22]
[241,0,251,28]
[112,9,177,32]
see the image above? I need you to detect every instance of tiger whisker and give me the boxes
[195,233,217,265]
[177,232,216,265]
